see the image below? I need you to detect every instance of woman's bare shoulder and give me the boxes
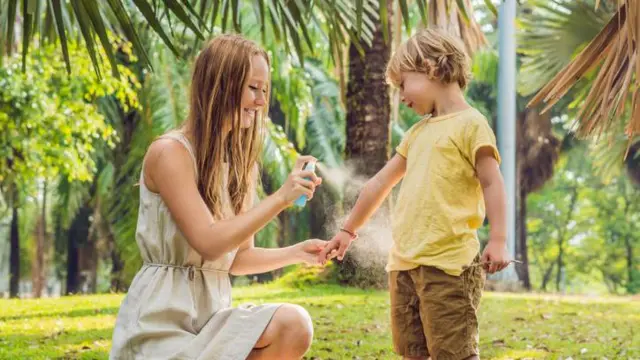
[143,137,195,193]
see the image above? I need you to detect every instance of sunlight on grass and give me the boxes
[0,285,638,359]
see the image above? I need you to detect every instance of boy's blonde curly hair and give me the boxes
[386,28,471,90]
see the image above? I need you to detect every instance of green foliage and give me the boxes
[261,121,299,190]
[587,176,640,294]
[0,286,639,358]
[518,0,612,95]
[0,43,139,194]
[269,51,313,149]
[0,0,378,78]
[302,60,346,168]
[105,39,189,283]
[18,201,36,280]
[527,144,640,294]
[589,120,640,183]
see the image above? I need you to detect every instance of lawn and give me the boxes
[0,284,638,359]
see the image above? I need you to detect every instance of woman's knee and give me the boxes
[276,304,313,351]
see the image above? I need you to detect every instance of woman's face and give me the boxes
[239,54,269,129]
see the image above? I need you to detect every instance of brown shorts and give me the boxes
[389,261,485,360]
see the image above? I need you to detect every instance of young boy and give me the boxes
[318,29,510,360]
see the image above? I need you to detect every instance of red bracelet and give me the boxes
[340,228,358,240]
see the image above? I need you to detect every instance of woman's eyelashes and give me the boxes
[249,85,267,94]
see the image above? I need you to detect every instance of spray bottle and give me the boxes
[294,161,317,207]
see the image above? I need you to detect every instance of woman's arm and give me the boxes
[229,237,325,276]
[145,139,320,261]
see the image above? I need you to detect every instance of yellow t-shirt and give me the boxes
[388,107,501,276]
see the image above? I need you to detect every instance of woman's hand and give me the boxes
[275,156,322,207]
[294,239,328,265]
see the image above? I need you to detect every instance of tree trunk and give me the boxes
[540,261,555,291]
[516,186,531,290]
[66,225,79,295]
[66,205,92,295]
[555,189,579,292]
[625,236,634,288]
[624,140,640,187]
[344,23,392,176]
[555,235,563,292]
[9,201,20,298]
[340,1,392,286]
[516,108,560,291]
[32,182,47,298]
[80,241,98,293]
[110,247,125,292]
[621,200,635,292]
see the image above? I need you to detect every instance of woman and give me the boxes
[110,34,325,360]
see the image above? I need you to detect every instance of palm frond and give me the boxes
[253,180,280,249]
[1,0,379,75]
[426,0,488,55]
[106,39,189,279]
[53,177,89,230]
[527,0,640,140]
[590,120,640,182]
[471,48,499,87]
[303,61,345,169]
[519,0,611,95]
[261,120,298,190]
[269,45,313,148]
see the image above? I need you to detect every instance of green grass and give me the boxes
[0,284,638,359]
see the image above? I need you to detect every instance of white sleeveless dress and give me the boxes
[110,132,281,359]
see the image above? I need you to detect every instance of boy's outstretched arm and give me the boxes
[317,154,407,263]
[476,146,510,274]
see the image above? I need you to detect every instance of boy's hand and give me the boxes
[480,238,510,274]
[317,231,353,264]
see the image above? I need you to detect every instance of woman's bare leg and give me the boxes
[246,304,313,360]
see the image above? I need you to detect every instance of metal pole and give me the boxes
[496,0,518,282]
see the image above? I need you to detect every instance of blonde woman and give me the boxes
[110,34,325,360]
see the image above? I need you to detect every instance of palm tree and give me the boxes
[520,0,640,183]
[31,181,48,297]
[8,190,19,297]
[526,0,639,149]
[0,0,379,76]
[519,0,640,291]
[517,0,616,288]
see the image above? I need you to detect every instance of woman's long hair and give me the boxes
[185,34,269,218]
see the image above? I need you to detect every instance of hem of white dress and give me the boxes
[211,303,283,360]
